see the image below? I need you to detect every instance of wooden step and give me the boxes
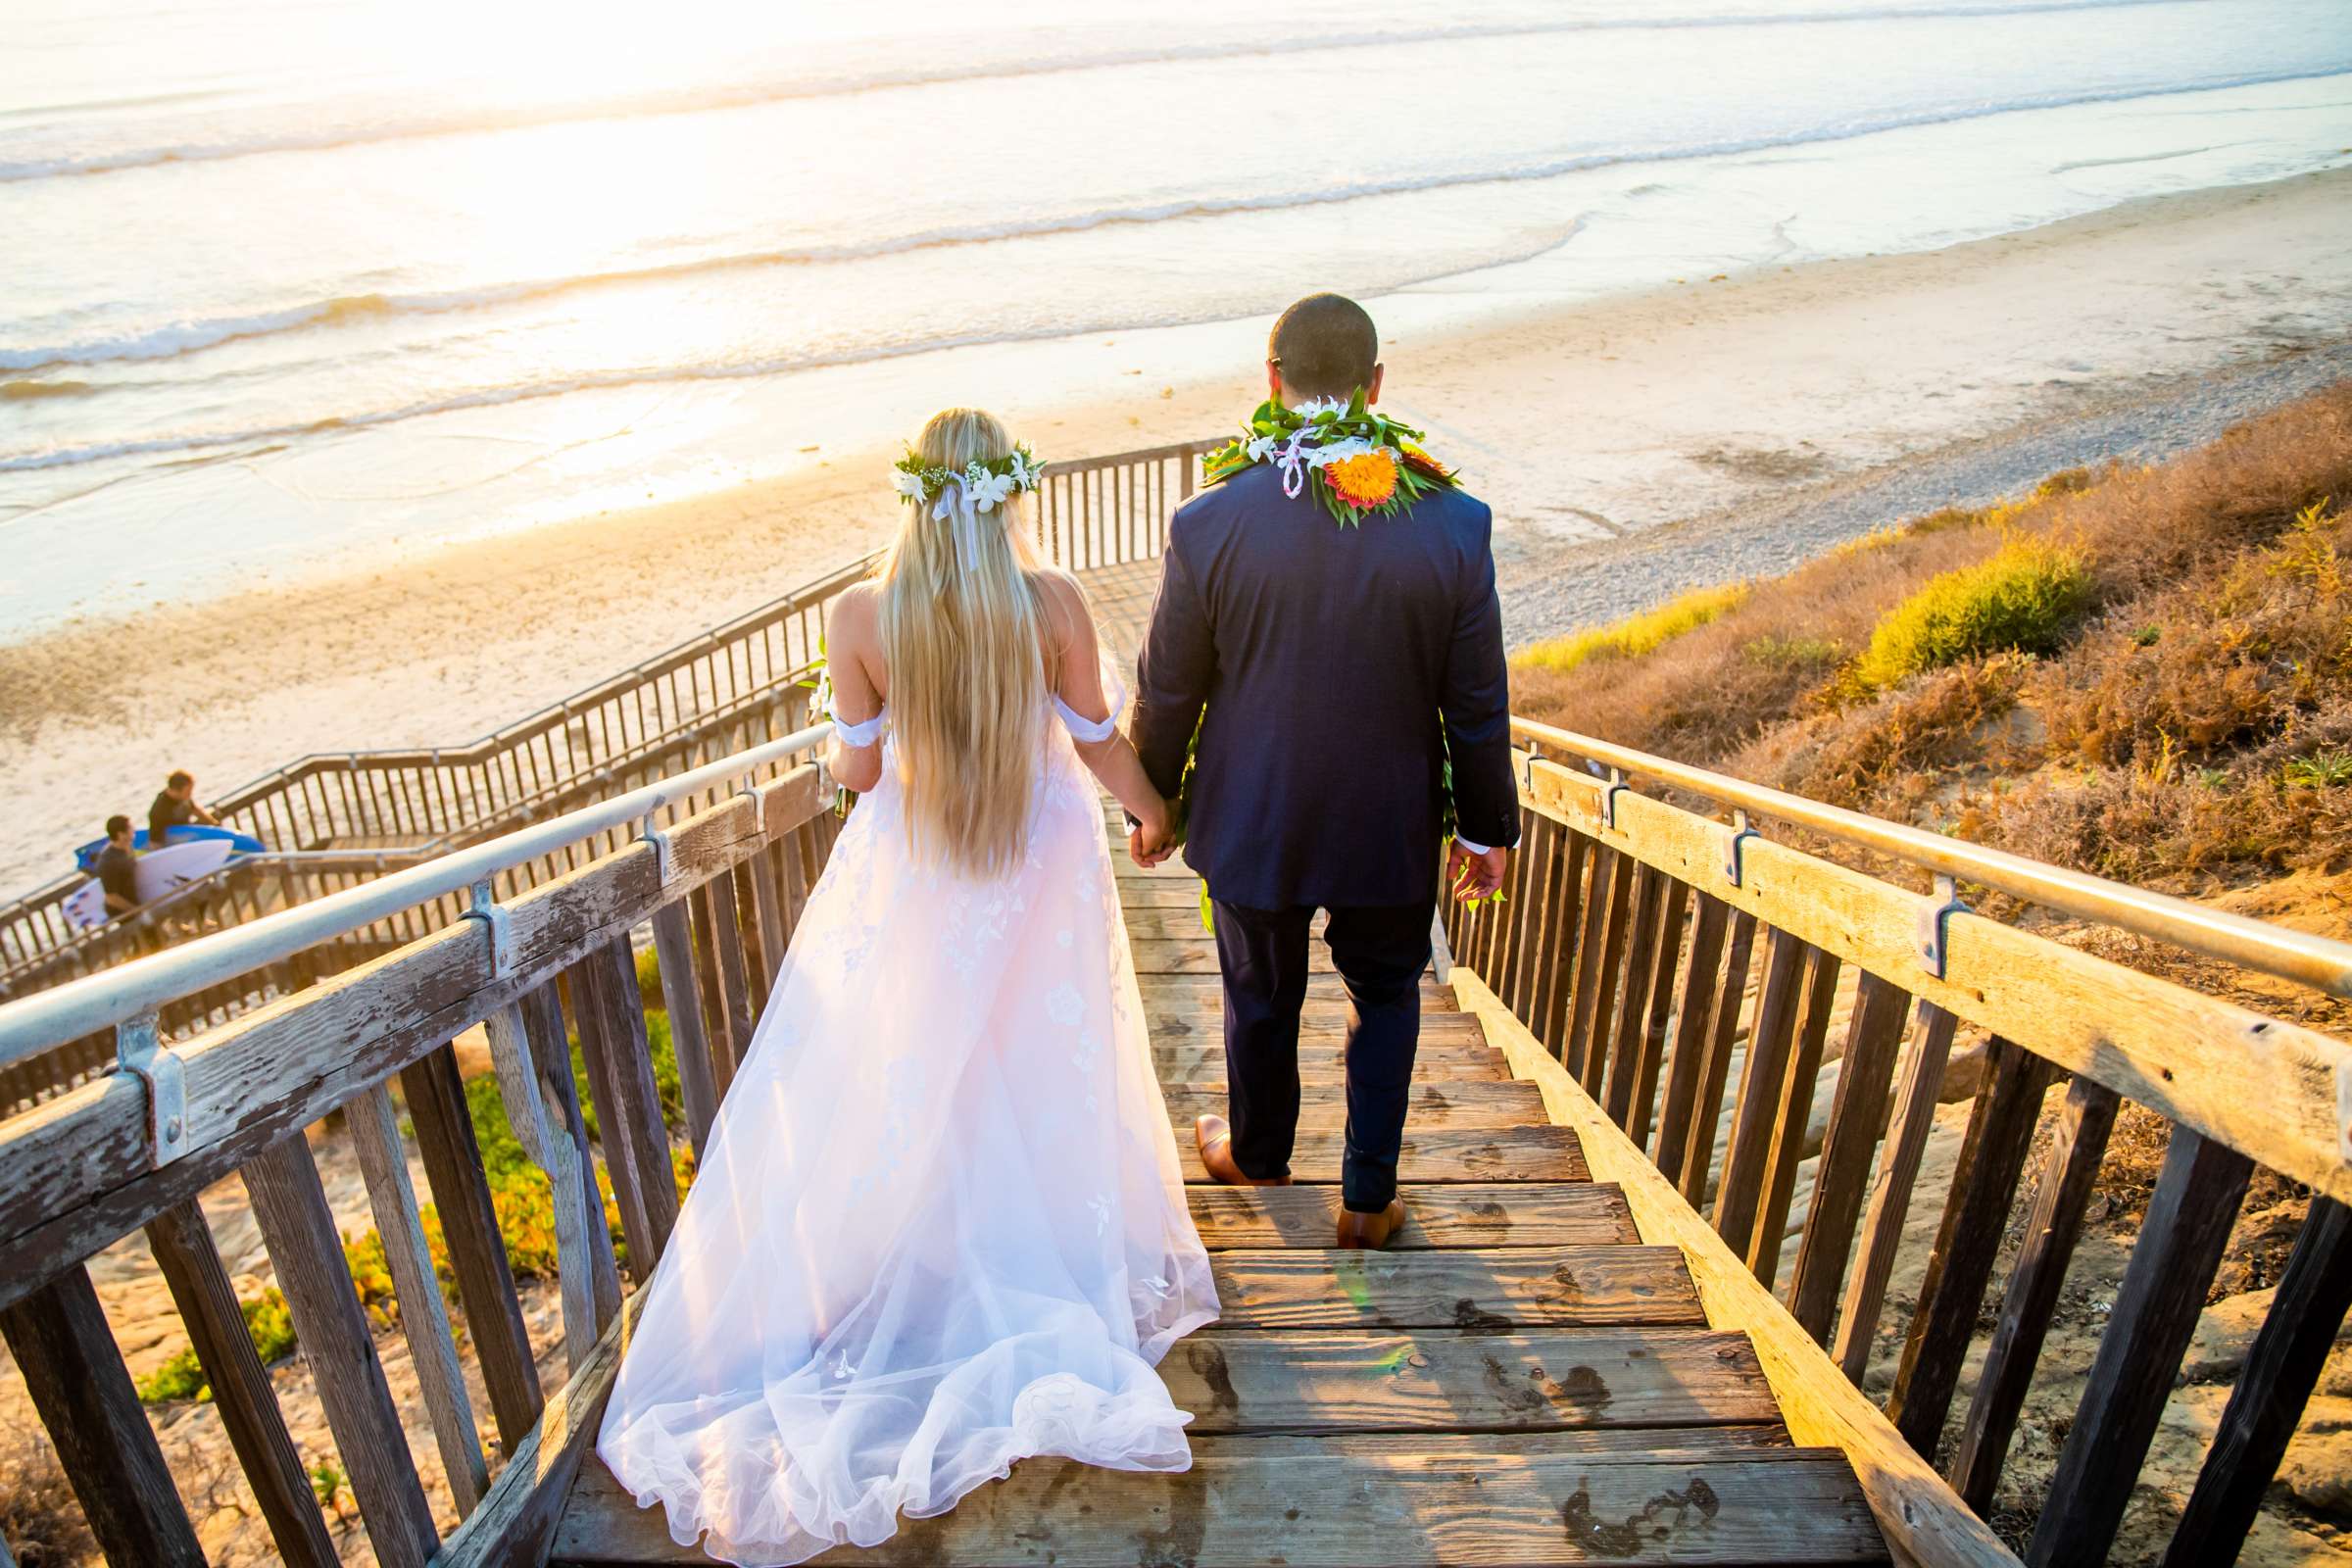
[1130,938,1344,975]
[1150,1044,1509,1084]
[1187,1428,1797,1457]
[1187,1183,1638,1250]
[1138,974,1458,1009]
[1142,1009,1488,1044]
[1206,1247,1704,1330]
[559,1447,1889,1564]
[1166,1328,1779,1435]
[1177,1125,1587,1185]
[1160,1080,1545,1128]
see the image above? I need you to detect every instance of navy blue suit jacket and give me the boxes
[1130,462,1519,910]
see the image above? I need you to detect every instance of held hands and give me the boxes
[1446,842,1508,905]
[1127,797,1177,869]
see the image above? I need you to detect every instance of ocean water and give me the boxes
[2,0,2348,634]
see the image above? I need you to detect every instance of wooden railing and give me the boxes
[0,726,849,1568]
[0,437,1214,1112]
[1444,716,2352,1567]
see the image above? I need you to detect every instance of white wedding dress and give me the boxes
[596,686,1220,1566]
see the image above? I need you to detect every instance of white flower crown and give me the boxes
[891,445,1047,522]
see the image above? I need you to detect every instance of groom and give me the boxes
[1129,292,1517,1250]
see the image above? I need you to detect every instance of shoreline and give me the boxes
[2,168,2349,894]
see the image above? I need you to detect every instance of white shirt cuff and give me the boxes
[1454,833,1496,856]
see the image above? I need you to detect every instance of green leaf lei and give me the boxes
[1200,386,1460,527]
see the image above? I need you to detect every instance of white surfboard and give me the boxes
[62,837,237,929]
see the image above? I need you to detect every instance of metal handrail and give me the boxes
[1514,715,2352,1000]
[0,721,834,1066]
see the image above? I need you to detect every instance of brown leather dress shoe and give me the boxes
[1336,1197,1409,1250]
[1195,1115,1292,1187]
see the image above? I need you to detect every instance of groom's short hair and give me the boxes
[1269,294,1378,399]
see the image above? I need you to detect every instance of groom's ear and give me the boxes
[1366,364,1385,407]
[1265,360,1285,401]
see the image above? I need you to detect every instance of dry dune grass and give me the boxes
[1513,382,2352,897]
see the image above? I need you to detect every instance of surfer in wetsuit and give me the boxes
[97,815,139,919]
[148,769,220,848]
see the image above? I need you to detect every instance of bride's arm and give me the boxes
[821,584,888,794]
[1042,572,1170,841]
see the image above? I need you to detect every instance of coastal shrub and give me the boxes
[634,943,664,1006]
[1,1428,95,1566]
[568,1008,684,1145]
[1852,538,2092,691]
[135,1287,297,1403]
[1515,582,1748,674]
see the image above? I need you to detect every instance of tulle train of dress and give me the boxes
[596,698,1220,1565]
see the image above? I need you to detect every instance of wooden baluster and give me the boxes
[483,996,601,1369]
[242,1135,439,1568]
[1600,863,1667,1126]
[1623,875,1690,1149]
[1887,1037,2061,1457]
[651,902,721,1158]
[520,983,622,1330]
[2166,1196,2352,1566]
[1522,821,1573,1047]
[1566,847,1635,1088]
[1495,815,1539,1011]
[2029,1126,2254,1567]
[1651,892,1731,1172]
[749,837,791,988]
[347,1082,491,1513]
[1675,907,1758,1205]
[1787,971,1913,1342]
[775,832,809,940]
[685,877,733,1074]
[1833,1001,1960,1382]
[396,1044,542,1446]
[575,936,680,1276]
[706,869,758,1085]
[0,1265,208,1567]
[146,1199,338,1566]
[1949,1076,2121,1511]
[1711,925,1808,1253]
[733,852,772,1018]
[1747,943,1841,1285]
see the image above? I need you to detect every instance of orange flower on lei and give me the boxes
[1322,449,1399,512]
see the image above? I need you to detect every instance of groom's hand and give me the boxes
[1129,822,1175,869]
[1446,842,1508,902]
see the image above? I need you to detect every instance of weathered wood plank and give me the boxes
[398,1043,543,1446]
[1145,1006,1484,1043]
[1205,1246,1704,1329]
[1177,1123,1586,1184]
[1887,1038,2059,1458]
[1712,926,1808,1258]
[1678,906,1758,1205]
[243,1134,439,1568]
[1651,891,1730,1173]
[1949,1076,2119,1512]
[1159,1080,1543,1128]
[1569,847,1637,1088]
[145,1198,339,1568]
[1164,1328,1780,1433]
[1624,875,1690,1151]
[1457,967,2018,1568]
[1601,862,1669,1124]
[0,763,827,1314]
[558,1450,1889,1565]
[1748,943,1841,1284]
[523,981,623,1332]
[572,936,679,1278]
[2165,1195,2352,1567]
[2028,1126,2254,1568]
[1187,1182,1639,1250]
[487,997,600,1369]
[1526,759,2352,1204]
[0,1265,208,1568]
[704,868,759,1072]
[1832,1002,1958,1383]
[1151,1040,1505,1084]
[648,902,718,1158]
[348,1081,490,1513]
[1538,829,1591,1055]
[437,1291,642,1568]
[1788,972,1912,1344]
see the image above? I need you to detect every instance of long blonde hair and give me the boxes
[877,408,1050,876]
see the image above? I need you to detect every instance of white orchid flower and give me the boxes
[892,468,927,501]
[966,470,1017,513]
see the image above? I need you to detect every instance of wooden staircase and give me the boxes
[551,802,1890,1565]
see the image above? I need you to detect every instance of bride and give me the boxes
[597,409,1220,1564]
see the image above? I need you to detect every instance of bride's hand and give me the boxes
[1128,796,1175,868]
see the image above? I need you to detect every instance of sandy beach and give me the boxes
[2,168,2349,898]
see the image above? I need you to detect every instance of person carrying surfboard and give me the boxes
[96,815,140,919]
[148,769,220,848]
